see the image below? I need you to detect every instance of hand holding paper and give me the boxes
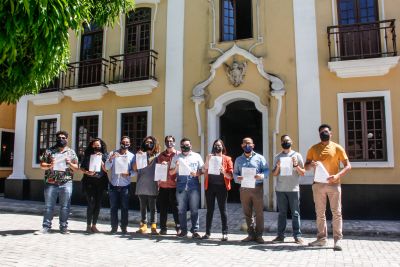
[279,157,293,176]
[89,154,102,172]
[208,156,222,175]
[136,152,148,170]
[155,163,168,181]
[241,167,256,188]
[115,155,129,175]
[178,158,191,176]
[314,161,329,183]
[53,154,67,172]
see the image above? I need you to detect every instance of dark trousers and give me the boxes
[85,178,104,225]
[158,187,180,231]
[109,185,130,230]
[276,191,302,238]
[240,185,264,237]
[205,184,228,235]
[138,195,157,224]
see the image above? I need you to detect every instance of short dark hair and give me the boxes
[56,130,69,139]
[180,137,191,145]
[121,136,130,142]
[164,135,175,143]
[318,124,332,132]
[280,134,290,142]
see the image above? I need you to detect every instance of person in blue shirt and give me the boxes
[233,137,269,244]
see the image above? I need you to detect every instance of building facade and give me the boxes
[0,103,15,193]
[5,0,400,219]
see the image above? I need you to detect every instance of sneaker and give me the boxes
[192,232,201,239]
[255,236,265,244]
[121,228,128,235]
[202,234,210,240]
[86,225,92,234]
[159,229,167,235]
[60,228,70,234]
[34,227,50,235]
[308,238,327,247]
[241,235,255,242]
[221,234,228,242]
[271,236,285,243]
[294,237,305,245]
[333,239,343,251]
[91,225,100,233]
[177,231,188,238]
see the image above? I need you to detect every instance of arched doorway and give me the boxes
[220,100,263,202]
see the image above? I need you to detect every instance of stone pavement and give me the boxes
[0,197,399,237]
[0,213,399,267]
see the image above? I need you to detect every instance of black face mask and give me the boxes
[320,131,330,142]
[93,147,101,153]
[145,143,154,151]
[181,145,191,153]
[214,146,222,153]
[56,139,67,147]
[281,142,291,149]
[120,144,130,150]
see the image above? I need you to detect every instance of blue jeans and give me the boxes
[109,185,130,230]
[176,189,200,234]
[42,181,73,230]
[276,191,302,238]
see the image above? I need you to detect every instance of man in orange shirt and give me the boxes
[305,124,351,251]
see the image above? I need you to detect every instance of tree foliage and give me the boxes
[0,0,134,103]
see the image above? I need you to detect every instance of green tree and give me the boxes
[0,0,135,103]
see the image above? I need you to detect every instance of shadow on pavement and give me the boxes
[0,230,36,236]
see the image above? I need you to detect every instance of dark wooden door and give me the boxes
[337,0,380,59]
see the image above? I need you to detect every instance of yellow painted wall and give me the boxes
[0,103,15,177]
[315,0,400,184]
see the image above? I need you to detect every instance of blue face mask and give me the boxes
[243,144,253,153]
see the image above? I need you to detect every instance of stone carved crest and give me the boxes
[224,60,247,87]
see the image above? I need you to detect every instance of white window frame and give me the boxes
[72,111,103,155]
[337,90,394,168]
[0,128,15,170]
[32,114,61,168]
[116,106,152,149]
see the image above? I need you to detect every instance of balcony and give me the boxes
[108,50,158,97]
[327,19,399,78]
[63,58,109,101]
[28,75,65,105]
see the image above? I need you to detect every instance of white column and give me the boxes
[293,0,321,168]
[8,96,28,179]
[164,0,185,142]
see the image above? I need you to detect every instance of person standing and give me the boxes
[35,130,79,235]
[233,137,269,244]
[202,139,233,241]
[170,137,204,238]
[135,136,160,235]
[105,136,135,235]
[157,135,180,235]
[271,134,305,245]
[305,124,351,251]
[80,138,109,233]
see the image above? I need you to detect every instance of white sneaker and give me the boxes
[308,238,327,247]
[334,239,343,251]
[34,227,50,235]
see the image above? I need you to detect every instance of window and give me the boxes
[220,0,252,41]
[75,115,99,161]
[121,112,147,152]
[338,91,394,168]
[36,119,57,164]
[125,8,151,53]
[0,130,14,168]
[81,23,104,61]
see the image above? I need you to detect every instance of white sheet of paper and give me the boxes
[178,158,191,176]
[115,155,129,174]
[241,167,256,188]
[280,157,293,176]
[154,163,168,181]
[208,156,222,175]
[89,154,102,172]
[53,154,67,172]
[136,152,148,170]
[314,162,330,183]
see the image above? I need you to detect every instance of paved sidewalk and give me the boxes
[0,197,399,237]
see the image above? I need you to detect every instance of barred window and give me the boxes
[81,23,103,61]
[121,112,147,152]
[36,119,57,164]
[76,116,99,161]
[344,97,387,161]
[125,8,151,53]
[220,0,252,41]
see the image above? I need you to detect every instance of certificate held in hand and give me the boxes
[178,158,191,176]
[115,155,129,174]
[241,167,256,188]
[154,164,168,181]
[89,154,102,172]
[279,157,293,176]
[136,152,148,170]
[53,154,67,172]
[314,162,329,183]
[208,156,222,175]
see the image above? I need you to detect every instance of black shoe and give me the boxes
[60,228,70,235]
[159,229,167,235]
[110,228,118,235]
[192,232,201,239]
[177,231,188,238]
[241,235,255,242]
[255,236,265,244]
[271,236,285,243]
[202,234,210,239]
[121,228,128,235]
[221,234,228,241]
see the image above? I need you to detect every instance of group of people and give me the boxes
[34,123,351,251]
